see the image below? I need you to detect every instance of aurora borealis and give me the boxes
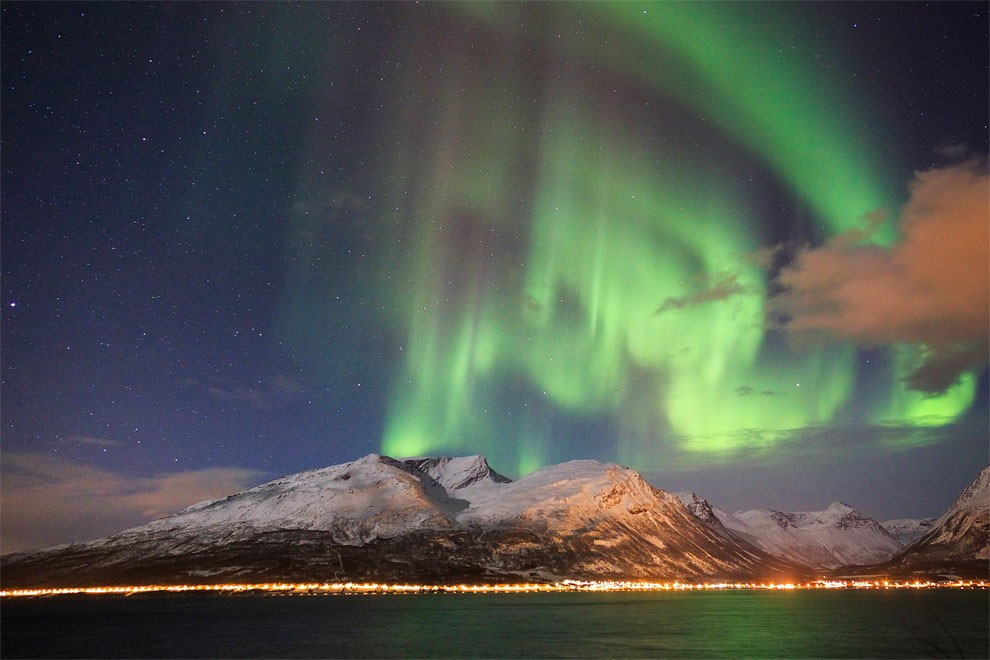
[369,2,984,470]
[1,2,987,553]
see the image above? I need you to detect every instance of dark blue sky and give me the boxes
[2,2,987,553]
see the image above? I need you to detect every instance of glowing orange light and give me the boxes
[1,578,985,599]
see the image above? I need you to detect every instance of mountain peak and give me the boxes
[675,492,722,526]
[950,465,990,513]
[400,455,512,492]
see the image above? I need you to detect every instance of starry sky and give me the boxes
[2,2,987,554]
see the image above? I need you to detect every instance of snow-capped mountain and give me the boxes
[121,454,513,548]
[881,518,935,545]
[0,455,802,589]
[8,456,983,588]
[134,454,467,545]
[878,466,989,578]
[676,494,902,569]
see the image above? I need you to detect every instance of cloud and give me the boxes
[935,143,971,161]
[0,452,263,554]
[653,273,755,315]
[292,189,368,217]
[771,160,989,393]
[192,375,306,411]
[60,434,118,448]
[734,385,781,397]
[748,243,788,270]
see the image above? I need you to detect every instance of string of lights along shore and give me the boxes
[1,1,987,553]
[3,579,988,599]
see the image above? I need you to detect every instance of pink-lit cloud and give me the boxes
[772,159,989,393]
[0,452,263,554]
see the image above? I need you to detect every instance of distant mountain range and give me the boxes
[675,494,903,569]
[880,517,936,545]
[2,456,986,588]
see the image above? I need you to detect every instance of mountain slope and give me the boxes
[0,455,804,588]
[133,454,464,545]
[876,466,989,578]
[452,460,800,579]
[676,494,902,569]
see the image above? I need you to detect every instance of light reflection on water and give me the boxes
[3,589,988,658]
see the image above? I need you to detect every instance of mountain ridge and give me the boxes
[3,456,986,587]
[675,494,903,569]
[0,454,803,588]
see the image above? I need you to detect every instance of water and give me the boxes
[3,590,987,658]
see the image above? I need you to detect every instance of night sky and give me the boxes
[2,2,987,554]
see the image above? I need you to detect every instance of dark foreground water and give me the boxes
[2,589,988,658]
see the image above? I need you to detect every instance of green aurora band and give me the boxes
[372,4,976,472]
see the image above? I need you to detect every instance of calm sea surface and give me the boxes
[2,589,988,658]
